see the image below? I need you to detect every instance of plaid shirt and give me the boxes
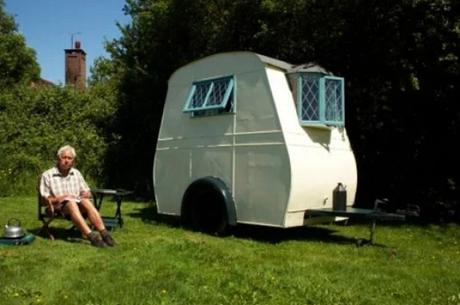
[39,167,90,198]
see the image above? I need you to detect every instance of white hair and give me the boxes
[57,145,76,158]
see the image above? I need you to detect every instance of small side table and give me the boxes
[91,188,133,228]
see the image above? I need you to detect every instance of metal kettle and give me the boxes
[4,218,25,239]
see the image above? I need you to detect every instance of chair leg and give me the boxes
[39,219,55,240]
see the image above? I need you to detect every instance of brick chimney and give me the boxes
[65,41,86,89]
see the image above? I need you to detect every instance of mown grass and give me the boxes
[1,196,459,305]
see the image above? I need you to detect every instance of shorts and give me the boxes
[46,200,83,218]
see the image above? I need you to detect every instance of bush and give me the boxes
[0,85,116,195]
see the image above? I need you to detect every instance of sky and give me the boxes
[5,0,131,84]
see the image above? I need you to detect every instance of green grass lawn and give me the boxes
[1,196,459,305]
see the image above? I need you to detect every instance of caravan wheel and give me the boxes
[181,177,234,236]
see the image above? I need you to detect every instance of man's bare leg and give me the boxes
[79,199,106,232]
[64,201,91,236]
[79,199,116,247]
[63,201,106,247]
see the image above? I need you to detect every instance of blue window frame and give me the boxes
[298,74,345,126]
[183,76,235,116]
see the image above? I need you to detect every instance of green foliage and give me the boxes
[0,1,116,196]
[98,0,460,217]
[1,196,460,305]
[323,0,460,213]
[88,56,122,88]
[0,85,116,195]
[0,0,40,88]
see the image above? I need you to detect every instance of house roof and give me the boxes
[30,78,55,88]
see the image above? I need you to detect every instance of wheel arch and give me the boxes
[181,176,237,226]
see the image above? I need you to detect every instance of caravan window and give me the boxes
[183,76,235,116]
[298,74,344,126]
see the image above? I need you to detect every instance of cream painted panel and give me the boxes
[154,149,190,215]
[235,70,281,133]
[181,114,235,139]
[157,135,233,150]
[159,52,266,141]
[234,145,290,226]
[285,128,357,213]
[160,107,235,141]
[265,68,302,134]
[158,84,189,139]
[234,131,284,145]
[288,145,332,210]
[191,147,233,189]
[171,52,267,86]
[160,54,280,140]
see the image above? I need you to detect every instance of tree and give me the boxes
[0,0,40,88]
[0,2,118,196]
[102,0,460,221]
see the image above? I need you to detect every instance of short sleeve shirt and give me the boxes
[39,167,90,198]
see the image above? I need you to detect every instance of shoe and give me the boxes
[101,230,116,247]
[87,231,107,248]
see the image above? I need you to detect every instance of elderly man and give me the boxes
[39,145,115,248]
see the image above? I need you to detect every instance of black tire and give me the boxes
[181,177,234,236]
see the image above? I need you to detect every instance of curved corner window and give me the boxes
[183,75,235,117]
[298,74,344,126]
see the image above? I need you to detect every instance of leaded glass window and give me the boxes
[184,76,235,116]
[300,74,321,121]
[298,74,344,126]
[324,77,344,124]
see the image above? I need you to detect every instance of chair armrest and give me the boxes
[39,196,54,215]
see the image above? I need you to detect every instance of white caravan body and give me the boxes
[153,51,357,228]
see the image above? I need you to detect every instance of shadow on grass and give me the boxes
[231,224,349,244]
[127,204,383,247]
[127,203,181,227]
[231,224,387,247]
[28,226,88,245]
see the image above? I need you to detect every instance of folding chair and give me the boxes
[37,176,73,240]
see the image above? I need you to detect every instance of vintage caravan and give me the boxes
[153,51,357,234]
